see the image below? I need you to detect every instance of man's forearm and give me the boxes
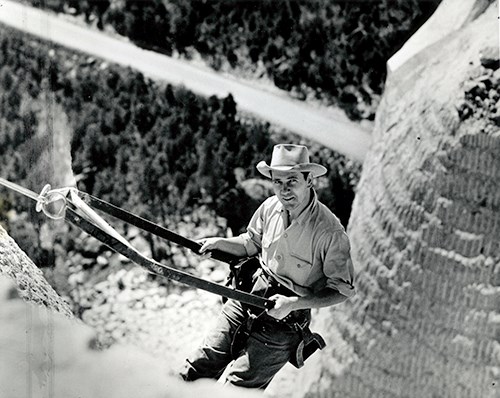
[292,288,347,311]
[267,288,347,320]
[202,236,248,257]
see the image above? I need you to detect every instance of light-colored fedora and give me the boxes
[256,144,327,178]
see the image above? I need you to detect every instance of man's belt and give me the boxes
[259,268,298,297]
[239,268,310,326]
[252,266,326,369]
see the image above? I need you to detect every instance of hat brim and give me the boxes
[256,161,327,179]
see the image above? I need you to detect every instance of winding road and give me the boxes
[0,0,371,162]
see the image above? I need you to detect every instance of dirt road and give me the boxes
[0,0,371,162]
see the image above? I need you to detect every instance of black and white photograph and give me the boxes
[0,0,498,397]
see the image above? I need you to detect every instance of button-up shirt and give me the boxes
[240,191,355,298]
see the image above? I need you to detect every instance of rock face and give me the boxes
[387,0,495,72]
[0,225,73,317]
[294,2,499,398]
[0,227,262,398]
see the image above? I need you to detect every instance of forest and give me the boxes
[26,0,441,120]
[0,24,360,272]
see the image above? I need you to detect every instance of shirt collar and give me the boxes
[279,189,317,226]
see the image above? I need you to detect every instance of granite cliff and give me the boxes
[293,1,499,397]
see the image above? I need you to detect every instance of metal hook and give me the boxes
[35,184,51,213]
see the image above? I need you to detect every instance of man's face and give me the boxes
[271,170,311,213]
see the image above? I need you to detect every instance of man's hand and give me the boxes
[267,295,299,320]
[197,237,223,254]
[196,236,249,258]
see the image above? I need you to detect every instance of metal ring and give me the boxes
[41,191,67,220]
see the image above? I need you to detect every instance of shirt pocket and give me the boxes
[288,251,313,282]
[288,242,313,263]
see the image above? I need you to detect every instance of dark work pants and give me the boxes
[180,275,303,389]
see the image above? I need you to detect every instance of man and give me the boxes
[180,144,355,389]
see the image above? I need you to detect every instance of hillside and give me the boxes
[23,0,441,121]
[0,21,360,249]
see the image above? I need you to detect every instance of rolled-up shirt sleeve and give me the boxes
[323,230,356,298]
[238,202,265,257]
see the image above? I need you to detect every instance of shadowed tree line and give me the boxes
[0,26,360,267]
[27,0,441,120]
